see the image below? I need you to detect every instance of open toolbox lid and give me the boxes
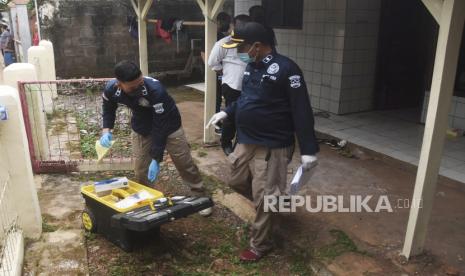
[81,180,166,213]
[111,197,214,231]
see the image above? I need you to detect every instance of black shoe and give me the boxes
[215,128,222,135]
[222,144,233,156]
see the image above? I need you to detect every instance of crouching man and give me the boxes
[101,60,212,216]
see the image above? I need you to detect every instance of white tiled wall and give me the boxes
[422,92,465,130]
[234,0,260,15]
[233,0,381,114]
[274,0,349,114]
[339,0,380,114]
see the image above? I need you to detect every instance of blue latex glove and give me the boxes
[148,159,160,183]
[99,132,112,148]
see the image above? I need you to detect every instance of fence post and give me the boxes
[28,46,53,113]
[38,40,57,99]
[3,63,50,162]
[0,85,42,239]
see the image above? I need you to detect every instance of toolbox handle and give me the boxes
[112,188,131,199]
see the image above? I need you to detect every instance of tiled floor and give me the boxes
[314,109,465,184]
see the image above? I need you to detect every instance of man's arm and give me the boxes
[101,86,118,132]
[287,64,319,155]
[149,84,180,162]
[207,40,227,72]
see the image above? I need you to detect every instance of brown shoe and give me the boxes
[239,248,262,262]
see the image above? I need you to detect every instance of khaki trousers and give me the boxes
[132,127,203,191]
[227,143,293,253]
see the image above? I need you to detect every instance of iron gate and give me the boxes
[18,79,135,173]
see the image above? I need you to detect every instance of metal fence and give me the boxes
[0,174,21,276]
[18,79,134,173]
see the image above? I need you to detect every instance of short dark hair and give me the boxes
[249,5,266,26]
[114,61,142,82]
[233,14,251,29]
[216,12,232,33]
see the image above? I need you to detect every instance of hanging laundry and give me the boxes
[161,17,177,32]
[173,19,184,53]
[127,15,138,40]
[155,19,172,43]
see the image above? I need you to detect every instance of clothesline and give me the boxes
[146,19,205,26]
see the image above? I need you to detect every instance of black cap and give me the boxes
[222,22,272,49]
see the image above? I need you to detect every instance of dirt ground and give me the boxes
[24,86,465,275]
[174,87,465,275]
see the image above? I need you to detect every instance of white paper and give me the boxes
[289,165,316,195]
[290,165,304,195]
[115,190,154,209]
[94,177,128,193]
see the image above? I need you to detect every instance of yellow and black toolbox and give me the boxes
[81,179,213,251]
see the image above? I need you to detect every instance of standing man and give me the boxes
[207,22,319,261]
[0,22,15,66]
[207,14,251,155]
[213,12,232,116]
[101,61,212,216]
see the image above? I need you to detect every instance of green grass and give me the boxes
[42,216,58,233]
[197,150,208,157]
[315,229,365,260]
[290,246,314,275]
[74,110,132,159]
[75,111,99,159]
[201,173,233,194]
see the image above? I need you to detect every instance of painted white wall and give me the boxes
[0,85,42,239]
[4,63,50,162]
[16,4,32,61]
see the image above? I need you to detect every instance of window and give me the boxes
[262,0,303,29]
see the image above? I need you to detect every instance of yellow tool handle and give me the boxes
[112,188,131,199]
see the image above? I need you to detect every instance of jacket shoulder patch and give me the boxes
[153,103,164,114]
[289,75,302,88]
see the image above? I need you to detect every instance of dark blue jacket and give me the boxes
[102,77,181,162]
[225,52,319,155]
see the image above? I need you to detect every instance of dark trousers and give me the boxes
[221,84,241,147]
[215,74,222,113]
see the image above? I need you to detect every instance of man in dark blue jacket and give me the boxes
[101,61,211,216]
[207,22,319,261]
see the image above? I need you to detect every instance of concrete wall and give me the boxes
[0,84,42,239]
[41,0,233,78]
[339,0,380,113]
[422,92,465,130]
[234,0,381,115]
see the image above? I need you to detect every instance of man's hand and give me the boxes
[301,155,318,171]
[206,111,228,130]
[99,131,113,148]
[148,159,160,183]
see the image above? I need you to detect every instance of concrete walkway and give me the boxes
[23,175,88,275]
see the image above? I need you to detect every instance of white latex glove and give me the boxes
[301,155,318,170]
[206,111,228,130]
